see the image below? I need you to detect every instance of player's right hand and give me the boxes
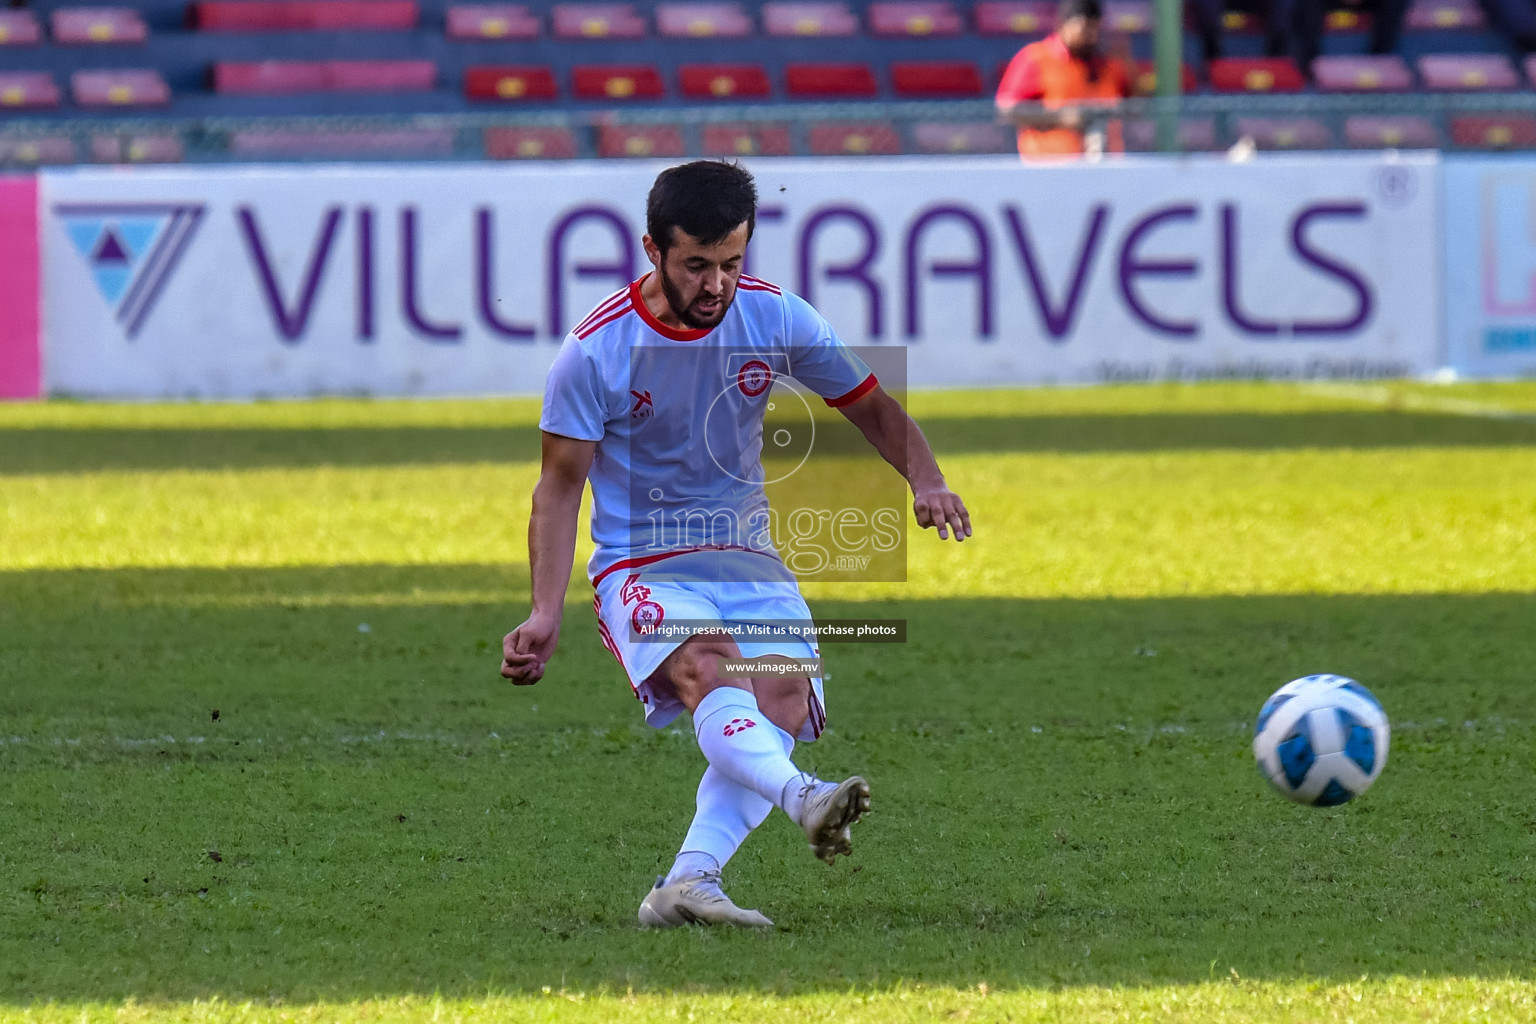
[501,614,560,685]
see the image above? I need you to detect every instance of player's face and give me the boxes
[1060,15,1100,59]
[648,222,750,330]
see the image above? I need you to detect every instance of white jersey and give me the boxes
[540,274,876,588]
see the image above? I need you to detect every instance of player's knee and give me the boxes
[667,635,741,703]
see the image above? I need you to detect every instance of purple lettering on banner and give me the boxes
[1220,204,1281,336]
[1118,204,1199,339]
[476,208,535,341]
[548,206,635,337]
[743,205,785,281]
[903,205,993,340]
[1290,203,1373,336]
[237,204,342,344]
[798,206,883,339]
[357,205,375,342]
[1003,204,1107,341]
[401,207,462,342]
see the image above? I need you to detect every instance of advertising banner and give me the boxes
[0,175,40,400]
[1445,157,1536,378]
[40,155,1441,398]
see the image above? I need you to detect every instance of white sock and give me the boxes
[692,687,804,813]
[665,723,797,884]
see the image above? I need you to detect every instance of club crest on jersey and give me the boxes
[630,390,654,420]
[631,599,665,636]
[736,360,772,398]
[620,573,652,605]
[723,717,757,737]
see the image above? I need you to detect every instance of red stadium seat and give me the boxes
[0,136,74,164]
[1233,117,1334,150]
[484,125,580,159]
[0,71,60,109]
[1344,116,1438,148]
[1123,117,1218,151]
[1417,53,1520,90]
[194,1,418,31]
[1312,55,1413,91]
[1219,9,1263,31]
[1207,57,1306,92]
[701,123,793,156]
[446,5,540,39]
[1405,0,1485,29]
[785,62,877,97]
[807,121,902,155]
[1450,115,1536,149]
[762,2,858,36]
[553,4,647,38]
[891,61,982,97]
[1129,60,1198,94]
[1324,7,1371,31]
[974,1,1052,34]
[0,10,43,44]
[52,7,148,44]
[72,69,170,107]
[572,64,665,99]
[869,2,963,36]
[90,134,185,164]
[679,64,771,99]
[465,65,559,100]
[215,60,434,93]
[1104,0,1150,33]
[598,124,687,158]
[656,3,753,37]
[230,128,454,158]
[912,121,1012,153]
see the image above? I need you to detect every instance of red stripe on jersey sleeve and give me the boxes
[575,302,634,339]
[572,289,631,336]
[823,373,879,408]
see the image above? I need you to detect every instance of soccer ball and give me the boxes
[1252,674,1389,806]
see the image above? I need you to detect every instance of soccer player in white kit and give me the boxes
[501,161,971,928]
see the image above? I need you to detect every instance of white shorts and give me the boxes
[591,552,827,741]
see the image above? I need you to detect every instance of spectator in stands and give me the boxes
[1476,0,1536,50]
[1189,0,1410,73]
[995,0,1134,159]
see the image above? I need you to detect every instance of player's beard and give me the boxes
[658,263,734,330]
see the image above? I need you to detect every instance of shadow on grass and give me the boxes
[3,409,1535,474]
[2,564,1535,999]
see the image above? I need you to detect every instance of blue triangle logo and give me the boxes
[54,203,205,338]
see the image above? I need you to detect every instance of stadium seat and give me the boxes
[0,10,42,44]
[193,1,418,31]
[868,2,963,37]
[1418,54,1520,90]
[0,136,75,165]
[1104,0,1150,33]
[52,8,148,44]
[0,72,60,109]
[785,62,878,97]
[1130,60,1198,94]
[1312,55,1413,91]
[1219,9,1263,32]
[701,123,793,155]
[656,3,753,37]
[572,64,665,99]
[807,121,902,154]
[446,5,540,39]
[1123,117,1218,150]
[465,65,559,100]
[552,4,647,39]
[230,128,454,158]
[762,2,858,36]
[1207,57,1307,92]
[215,60,435,93]
[71,69,170,107]
[1405,0,1485,29]
[1323,7,1372,31]
[1450,114,1536,148]
[90,134,185,163]
[483,125,580,159]
[974,1,1052,35]
[598,124,687,158]
[912,121,1012,153]
[1233,117,1334,150]
[679,64,771,99]
[891,61,983,97]
[1344,115,1438,147]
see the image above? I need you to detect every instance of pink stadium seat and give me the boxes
[702,123,793,156]
[0,137,75,164]
[1450,114,1536,148]
[329,60,434,90]
[230,128,453,157]
[974,1,1052,34]
[483,125,579,159]
[0,72,60,109]
[762,2,858,36]
[1312,54,1413,91]
[464,65,559,100]
[869,2,963,36]
[52,7,148,44]
[1405,0,1485,29]
[785,62,877,97]
[90,134,185,163]
[1233,117,1334,149]
[598,124,687,158]
[656,3,753,37]
[214,60,434,93]
[891,61,983,96]
[552,4,647,38]
[679,64,771,99]
[1123,118,1218,151]
[1344,116,1438,147]
[0,10,42,44]
[1104,0,1150,33]
[71,69,169,107]
[571,64,665,99]
[912,121,1012,153]
[446,5,540,39]
[1418,53,1520,90]
[194,1,418,31]
[807,121,902,155]
[1207,57,1307,92]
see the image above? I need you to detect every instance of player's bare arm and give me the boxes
[501,431,595,685]
[836,385,971,542]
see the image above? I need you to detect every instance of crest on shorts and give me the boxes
[736,359,772,397]
[631,599,665,636]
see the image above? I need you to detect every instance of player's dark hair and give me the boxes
[1057,0,1101,20]
[646,161,758,254]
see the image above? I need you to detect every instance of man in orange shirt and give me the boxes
[995,0,1134,159]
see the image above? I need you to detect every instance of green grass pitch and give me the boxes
[2,381,1535,1022]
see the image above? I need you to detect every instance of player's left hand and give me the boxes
[913,486,971,542]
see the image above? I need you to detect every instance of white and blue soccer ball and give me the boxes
[1252,674,1389,806]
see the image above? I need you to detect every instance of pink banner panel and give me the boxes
[0,175,41,399]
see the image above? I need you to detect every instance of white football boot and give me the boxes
[637,871,774,928]
[794,776,871,864]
